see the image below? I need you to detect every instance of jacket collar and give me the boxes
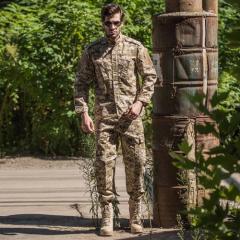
[103,33,124,46]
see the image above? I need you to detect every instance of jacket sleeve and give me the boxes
[74,49,95,115]
[136,45,157,106]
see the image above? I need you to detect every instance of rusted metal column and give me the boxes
[203,0,218,14]
[152,0,218,227]
[166,0,202,12]
[152,12,218,117]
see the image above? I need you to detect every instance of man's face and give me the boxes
[103,12,122,40]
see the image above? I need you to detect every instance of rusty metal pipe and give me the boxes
[203,0,218,14]
[166,0,202,13]
[152,0,218,228]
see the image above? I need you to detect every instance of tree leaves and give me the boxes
[170,90,240,239]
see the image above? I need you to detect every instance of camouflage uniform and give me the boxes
[74,34,157,204]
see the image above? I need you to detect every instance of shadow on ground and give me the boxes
[0,214,179,239]
[0,214,96,235]
[0,214,96,227]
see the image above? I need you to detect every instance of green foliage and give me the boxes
[219,0,240,76]
[0,0,165,156]
[171,92,240,240]
[218,72,240,113]
[218,0,240,116]
[0,0,239,156]
[0,0,102,155]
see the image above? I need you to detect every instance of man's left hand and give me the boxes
[124,100,143,120]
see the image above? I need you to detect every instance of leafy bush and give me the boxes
[0,0,102,155]
[171,92,240,240]
[0,0,239,156]
[0,0,165,156]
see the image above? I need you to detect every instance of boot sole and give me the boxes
[131,230,143,234]
[131,226,143,234]
[100,230,113,236]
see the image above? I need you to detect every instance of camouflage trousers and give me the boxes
[95,115,146,204]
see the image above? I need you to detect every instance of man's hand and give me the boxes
[81,112,95,134]
[124,100,143,120]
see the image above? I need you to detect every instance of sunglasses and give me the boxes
[104,21,122,27]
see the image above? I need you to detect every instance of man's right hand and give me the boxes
[81,112,95,134]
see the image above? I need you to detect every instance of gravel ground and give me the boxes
[0,156,180,240]
[0,156,83,169]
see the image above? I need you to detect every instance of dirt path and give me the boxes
[0,156,179,240]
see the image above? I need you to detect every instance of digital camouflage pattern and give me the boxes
[74,34,157,117]
[74,34,157,204]
[95,115,146,203]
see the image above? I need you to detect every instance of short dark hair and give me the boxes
[101,3,124,22]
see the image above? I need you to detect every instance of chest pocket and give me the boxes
[94,59,110,81]
[118,58,130,80]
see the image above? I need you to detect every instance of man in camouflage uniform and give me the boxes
[74,3,157,236]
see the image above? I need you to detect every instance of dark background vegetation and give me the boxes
[0,0,239,156]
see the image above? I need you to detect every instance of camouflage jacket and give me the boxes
[74,34,157,118]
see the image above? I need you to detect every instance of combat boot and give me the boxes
[100,203,113,236]
[129,199,143,234]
